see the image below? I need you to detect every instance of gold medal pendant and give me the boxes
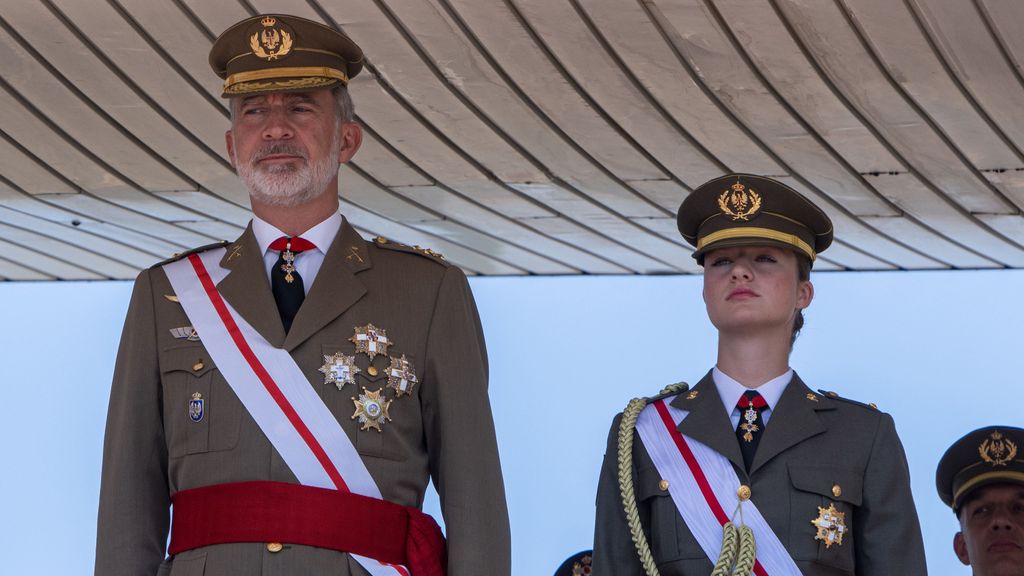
[280,246,297,283]
[319,352,361,391]
[351,388,392,432]
[811,503,846,548]
[740,404,759,442]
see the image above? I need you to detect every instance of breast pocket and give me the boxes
[634,464,706,563]
[161,345,241,458]
[787,463,862,573]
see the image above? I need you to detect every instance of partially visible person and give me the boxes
[554,550,593,576]
[937,426,1024,576]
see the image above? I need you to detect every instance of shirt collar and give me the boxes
[713,366,793,412]
[252,212,341,256]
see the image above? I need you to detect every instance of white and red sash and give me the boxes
[164,248,409,576]
[635,398,801,576]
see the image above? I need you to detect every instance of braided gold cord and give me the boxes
[710,522,739,576]
[732,524,757,576]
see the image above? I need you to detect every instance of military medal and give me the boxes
[170,326,200,342]
[740,400,759,442]
[349,324,392,361]
[280,240,298,283]
[189,392,204,423]
[385,355,418,397]
[351,388,392,432]
[319,352,360,391]
[811,503,846,548]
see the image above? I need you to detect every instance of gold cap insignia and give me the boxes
[250,17,293,61]
[718,181,762,221]
[980,430,1018,467]
[350,324,393,362]
[571,554,592,576]
[385,354,418,397]
[319,352,361,391]
[351,387,392,432]
[811,503,846,548]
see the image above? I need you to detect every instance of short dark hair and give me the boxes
[791,255,812,348]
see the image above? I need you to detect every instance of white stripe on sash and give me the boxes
[635,398,801,576]
[164,248,407,576]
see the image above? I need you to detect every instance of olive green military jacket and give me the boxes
[592,371,927,576]
[95,220,511,576]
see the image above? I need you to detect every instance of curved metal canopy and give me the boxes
[2,0,1024,279]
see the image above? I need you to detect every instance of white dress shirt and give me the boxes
[251,212,341,295]
[712,366,793,429]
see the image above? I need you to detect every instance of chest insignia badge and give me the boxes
[350,324,393,361]
[189,392,204,423]
[811,503,846,548]
[319,352,361,391]
[352,387,392,432]
[385,355,418,397]
[980,430,1017,466]
[170,326,200,342]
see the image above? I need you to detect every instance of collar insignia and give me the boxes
[980,430,1018,466]
[718,181,762,221]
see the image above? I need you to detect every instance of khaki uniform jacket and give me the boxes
[95,220,511,576]
[593,371,927,576]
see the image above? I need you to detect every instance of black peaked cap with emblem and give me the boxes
[936,425,1024,512]
[553,550,593,576]
[678,173,833,265]
[209,14,363,97]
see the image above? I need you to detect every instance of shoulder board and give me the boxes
[372,236,449,266]
[817,389,880,411]
[151,240,230,269]
[644,382,690,405]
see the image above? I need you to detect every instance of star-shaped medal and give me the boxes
[811,503,847,548]
[385,354,418,397]
[351,387,392,432]
[318,352,360,391]
[349,324,392,362]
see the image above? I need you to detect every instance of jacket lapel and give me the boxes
[672,371,746,473]
[749,373,834,474]
[284,218,370,351]
[216,225,287,348]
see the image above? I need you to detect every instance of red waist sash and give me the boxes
[169,481,446,576]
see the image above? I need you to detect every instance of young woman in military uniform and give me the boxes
[592,174,927,576]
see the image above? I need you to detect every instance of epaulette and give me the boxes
[150,240,230,269]
[372,236,448,266]
[643,382,690,405]
[817,389,880,411]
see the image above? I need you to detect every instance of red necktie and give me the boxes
[269,236,316,333]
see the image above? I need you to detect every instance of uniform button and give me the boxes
[832,484,842,498]
[658,479,670,491]
[737,485,752,501]
[368,366,379,377]
[192,361,204,372]
[267,542,283,553]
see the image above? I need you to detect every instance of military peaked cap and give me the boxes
[936,425,1024,512]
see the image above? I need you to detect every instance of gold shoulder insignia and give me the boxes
[816,389,879,411]
[151,241,230,269]
[373,236,448,265]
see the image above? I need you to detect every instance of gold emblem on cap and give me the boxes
[571,554,592,576]
[811,503,846,548]
[351,387,392,432]
[250,16,293,61]
[718,181,762,221]
[979,430,1018,467]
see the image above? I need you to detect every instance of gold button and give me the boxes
[737,485,751,501]
[826,391,838,398]
[368,366,379,377]
[267,542,283,553]
[375,236,388,244]
[832,484,842,498]
[868,402,878,410]
[192,361,204,372]
[658,479,670,491]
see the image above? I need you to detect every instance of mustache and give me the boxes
[251,144,308,163]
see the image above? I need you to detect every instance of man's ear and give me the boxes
[953,532,971,566]
[225,130,236,168]
[337,122,362,164]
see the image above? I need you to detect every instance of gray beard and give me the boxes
[233,138,341,208]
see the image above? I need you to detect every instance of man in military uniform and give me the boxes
[937,426,1024,576]
[95,14,510,576]
[592,174,927,575]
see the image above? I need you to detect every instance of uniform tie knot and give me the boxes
[269,236,316,253]
[736,390,768,410]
